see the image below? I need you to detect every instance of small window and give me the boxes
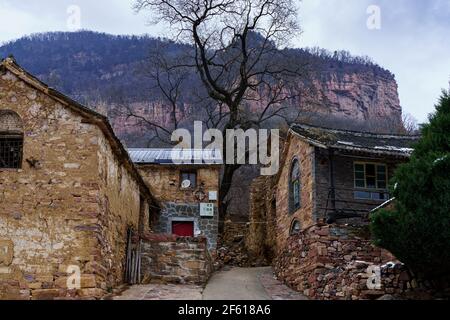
[180,170,197,189]
[289,158,301,213]
[0,110,24,169]
[290,220,301,235]
[354,162,388,190]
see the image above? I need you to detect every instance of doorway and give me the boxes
[172,221,194,237]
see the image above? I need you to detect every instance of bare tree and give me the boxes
[115,45,193,145]
[133,0,305,224]
[401,112,419,135]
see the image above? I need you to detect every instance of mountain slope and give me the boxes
[0,31,403,145]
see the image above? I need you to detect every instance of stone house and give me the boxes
[128,148,222,251]
[268,123,421,299]
[0,57,159,300]
[274,123,419,249]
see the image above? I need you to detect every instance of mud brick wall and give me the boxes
[140,234,212,285]
[0,68,152,300]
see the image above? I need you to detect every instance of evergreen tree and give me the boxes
[371,91,450,278]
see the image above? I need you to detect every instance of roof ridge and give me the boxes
[292,122,420,139]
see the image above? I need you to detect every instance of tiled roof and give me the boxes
[290,123,420,157]
[128,148,223,165]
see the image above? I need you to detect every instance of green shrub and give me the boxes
[370,91,450,278]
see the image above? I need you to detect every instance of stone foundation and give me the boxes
[140,234,212,285]
[273,223,450,300]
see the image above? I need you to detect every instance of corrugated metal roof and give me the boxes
[291,124,420,157]
[127,148,223,165]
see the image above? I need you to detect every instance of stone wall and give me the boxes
[155,203,219,251]
[140,233,212,285]
[273,223,449,300]
[245,176,277,264]
[137,164,220,251]
[0,67,154,299]
[275,135,316,250]
[216,220,250,267]
[137,164,220,204]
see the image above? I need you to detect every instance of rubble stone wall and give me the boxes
[275,136,316,250]
[273,223,448,300]
[137,165,220,251]
[216,220,250,267]
[155,203,218,251]
[0,70,150,299]
[140,234,212,285]
[137,164,220,204]
[245,176,277,264]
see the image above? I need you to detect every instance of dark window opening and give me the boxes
[180,170,197,189]
[290,220,301,236]
[0,135,23,169]
[289,158,301,213]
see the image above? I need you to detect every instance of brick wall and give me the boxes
[140,234,212,285]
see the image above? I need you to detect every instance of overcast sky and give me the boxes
[1,0,449,122]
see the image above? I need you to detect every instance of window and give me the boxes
[289,158,301,213]
[180,170,197,189]
[0,110,23,169]
[354,162,389,200]
[290,220,301,236]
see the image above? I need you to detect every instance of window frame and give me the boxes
[353,162,389,201]
[289,219,301,236]
[289,158,301,213]
[180,170,197,189]
[0,133,24,170]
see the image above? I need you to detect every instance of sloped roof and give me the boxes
[290,123,420,158]
[128,148,223,165]
[0,57,159,208]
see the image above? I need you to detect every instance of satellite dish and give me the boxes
[181,179,191,189]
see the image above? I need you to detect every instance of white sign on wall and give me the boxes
[200,203,214,217]
[208,191,218,201]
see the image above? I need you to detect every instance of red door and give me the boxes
[172,221,194,237]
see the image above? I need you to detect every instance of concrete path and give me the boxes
[202,267,271,300]
[112,283,203,300]
[111,267,307,300]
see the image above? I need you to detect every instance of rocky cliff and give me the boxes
[0,31,403,146]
